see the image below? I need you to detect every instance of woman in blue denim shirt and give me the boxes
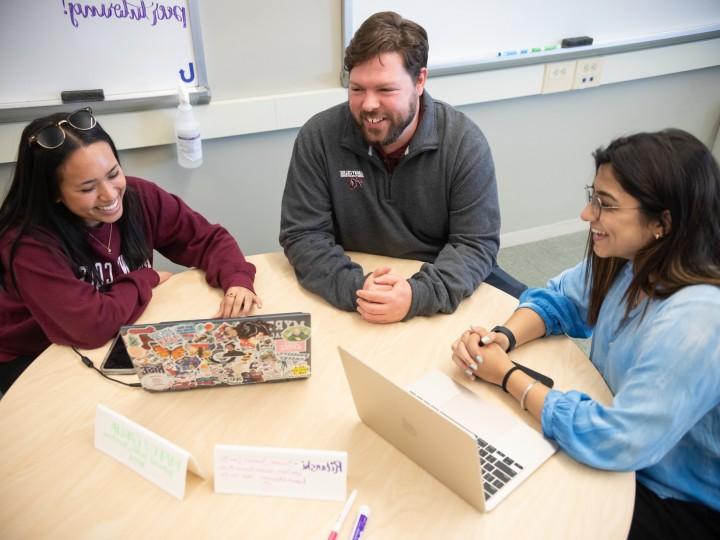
[452,129,720,539]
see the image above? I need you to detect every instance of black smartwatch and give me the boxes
[491,325,516,353]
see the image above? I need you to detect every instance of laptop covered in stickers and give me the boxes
[108,312,311,391]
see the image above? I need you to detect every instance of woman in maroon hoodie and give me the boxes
[0,108,261,392]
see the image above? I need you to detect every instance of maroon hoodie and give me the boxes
[0,177,256,361]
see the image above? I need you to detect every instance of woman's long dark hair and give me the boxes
[0,112,152,292]
[585,128,720,324]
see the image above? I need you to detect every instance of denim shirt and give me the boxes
[519,261,720,510]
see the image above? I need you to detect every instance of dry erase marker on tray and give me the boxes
[349,505,370,540]
[328,489,357,540]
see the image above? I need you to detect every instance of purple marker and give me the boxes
[349,505,370,540]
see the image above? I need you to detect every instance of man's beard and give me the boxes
[356,94,418,148]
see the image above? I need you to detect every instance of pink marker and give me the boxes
[327,489,357,540]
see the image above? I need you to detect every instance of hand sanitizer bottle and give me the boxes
[175,84,203,168]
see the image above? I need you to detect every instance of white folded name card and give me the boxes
[214,445,347,501]
[94,404,205,500]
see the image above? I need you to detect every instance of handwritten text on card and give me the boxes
[94,404,203,500]
[214,445,347,501]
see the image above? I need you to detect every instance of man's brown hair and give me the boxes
[344,11,428,80]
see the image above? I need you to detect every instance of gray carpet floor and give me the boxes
[498,231,587,288]
[498,231,591,354]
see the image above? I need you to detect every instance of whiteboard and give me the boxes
[0,0,208,122]
[342,0,720,79]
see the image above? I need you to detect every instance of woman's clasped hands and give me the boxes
[450,326,513,385]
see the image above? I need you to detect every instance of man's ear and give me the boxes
[415,67,428,95]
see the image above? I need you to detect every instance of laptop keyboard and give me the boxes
[477,437,524,501]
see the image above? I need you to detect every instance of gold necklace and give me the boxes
[88,223,113,254]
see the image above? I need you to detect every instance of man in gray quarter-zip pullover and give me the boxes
[280,11,519,323]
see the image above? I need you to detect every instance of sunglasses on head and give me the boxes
[27,107,97,150]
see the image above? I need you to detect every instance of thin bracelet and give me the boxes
[520,380,540,410]
[491,325,516,352]
[501,366,521,393]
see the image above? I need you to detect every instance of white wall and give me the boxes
[462,66,720,244]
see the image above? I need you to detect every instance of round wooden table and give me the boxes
[0,252,634,539]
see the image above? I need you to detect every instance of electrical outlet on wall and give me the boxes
[573,57,604,89]
[542,61,576,93]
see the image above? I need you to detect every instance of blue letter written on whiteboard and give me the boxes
[179,62,195,83]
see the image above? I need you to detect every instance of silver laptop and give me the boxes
[338,347,557,512]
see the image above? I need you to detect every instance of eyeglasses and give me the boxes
[27,107,97,149]
[584,185,640,220]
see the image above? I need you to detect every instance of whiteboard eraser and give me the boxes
[561,36,593,48]
[61,89,105,103]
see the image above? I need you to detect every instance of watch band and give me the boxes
[492,325,516,353]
